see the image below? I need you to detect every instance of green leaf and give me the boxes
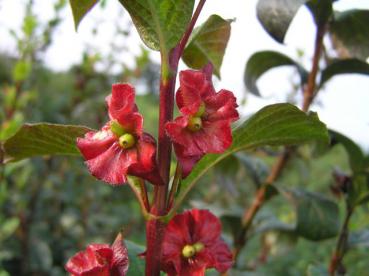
[69,0,99,30]
[256,0,307,43]
[0,218,20,242]
[329,10,369,61]
[182,15,231,78]
[174,103,329,211]
[282,188,340,240]
[2,123,91,163]
[244,51,307,96]
[125,240,145,275]
[330,130,365,173]
[320,59,369,88]
[118,0,194,53]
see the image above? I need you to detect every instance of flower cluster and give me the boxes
[77,84,162,186]
[166,65,239,177]
[161,209,233,275]
[74,67,238,275]
[65,235,128,276]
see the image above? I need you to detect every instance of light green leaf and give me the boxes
[173,103,329,211]
[319,59,369,88]
[244,51,307,96]
[69,0,99,30]
[125,240,145,275]
[2,123,92,163]
[329,9,369,61]
[282,188,340,240]
[182,15,231,78]
[118,0,194,53]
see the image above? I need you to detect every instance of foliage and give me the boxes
[1,0,369,275]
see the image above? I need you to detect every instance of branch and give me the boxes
[232,22,328,263]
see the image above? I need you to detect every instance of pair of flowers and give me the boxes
[77,65,239,184]
[65,209,233,275]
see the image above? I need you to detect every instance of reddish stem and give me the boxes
[145,1,206,275]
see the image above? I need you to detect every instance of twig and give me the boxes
[329,205,353,275]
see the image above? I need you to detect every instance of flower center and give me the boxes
[187,116,202,132]
[119,133,136,149]
[182,242,204,258]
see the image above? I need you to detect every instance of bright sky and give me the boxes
[1,0,369,151]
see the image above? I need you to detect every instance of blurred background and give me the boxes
[0,0,368,275]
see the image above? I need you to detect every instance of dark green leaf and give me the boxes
[174,103,329,211]
[244,51,307,96]
[348,229,369,249]
[118,0,194,53]
[306,0,333,27]
[125,240,145,276]
[320,59,369,88]
[3,123,91,163]
[256,0,307,43]
[69,0,99,30]
[282,188,340,240]
[329,10,369,61]
[182,15,231,78]
[330,130,365,173]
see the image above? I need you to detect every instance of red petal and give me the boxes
[191,210,221,245]
[65,245,111,276]
[176,70,215,112]
[192,120,233,154]
[208,239,233,273]
[110,235,129,276]
[85,142,137,185]
[173,144,202,178]
[165,116,203,156]
[162,210,194,273]
[128,133,163,185]
[204,89,239,122]
[117,112,143,137]
[77,127,116,160]
[106,84,137,122]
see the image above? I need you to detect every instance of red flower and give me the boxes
[161,209,233,275]
[65,235,129,276]
[77,84,162,185]
[166,65,239,177]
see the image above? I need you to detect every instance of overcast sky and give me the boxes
[1,0,369,151]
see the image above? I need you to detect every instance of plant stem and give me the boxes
[146,1,206,275]
[329,206,353,276]
[302,23,327,112]
[232,22,327,263]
